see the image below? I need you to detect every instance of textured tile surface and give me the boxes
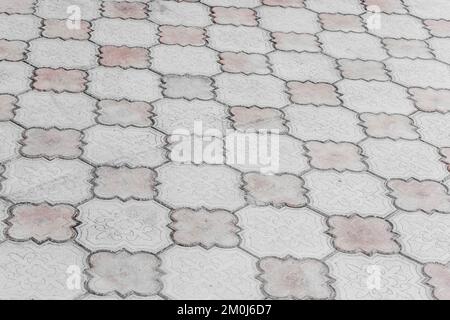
[0,0,448,300]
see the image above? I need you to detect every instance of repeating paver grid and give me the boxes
[0,0,449,300]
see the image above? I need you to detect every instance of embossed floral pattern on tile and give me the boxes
[215,73,289,108]
[207,24,272,53]
[270,51,341,83]
[338,59,389,81]
[99,46,149,69]
[153,98,228,135]
[257,7,320,33]
[0,242,87,299]
[328,253,429,300]
[230,106,287,132]
[364,13,428,39]
[384,39,432,59]
[409,88,450,113]
[425,19,450,37]
[337,80,415,114]
[263,0,305,7]
[363,0,407,14]
[36,0,101,20]
[220,52,270,75]
[0,0,36,14]
[441,148,450,172]
[149,0,211,27]
[360,113,420,140]
[272,32,320,52]
[33,68,87,93]
[28,38,98,69]
[0,14,41,41]
[305,141,367,172]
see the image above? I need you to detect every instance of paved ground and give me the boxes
[0,0,450,300]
